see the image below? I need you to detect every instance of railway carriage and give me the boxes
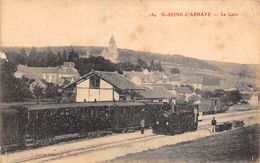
[198,97,228,114]
[0,101,196,152]
[0,105,27,152]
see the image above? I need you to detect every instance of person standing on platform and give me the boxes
[211,117,217,133]
[140,119,145,134]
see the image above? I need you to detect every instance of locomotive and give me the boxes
[152,103,198,135]
[0,101,196,153]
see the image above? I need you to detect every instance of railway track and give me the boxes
[14,134,166,163]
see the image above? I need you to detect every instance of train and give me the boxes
[0,101,197,153]
[198,97,229,114]
[152,103,198,135]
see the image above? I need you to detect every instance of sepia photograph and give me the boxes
[0,0,259,162]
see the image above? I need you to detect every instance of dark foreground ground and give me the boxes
[109,125,260,163]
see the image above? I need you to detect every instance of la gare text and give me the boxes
[150,12,238,17]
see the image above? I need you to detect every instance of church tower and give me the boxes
[102,35,118,63]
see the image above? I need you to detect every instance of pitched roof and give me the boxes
[16,64,79,75]
[65,70,143,91]
[16,65,58,74]
[174,86,193,94]
[139,86,176,99]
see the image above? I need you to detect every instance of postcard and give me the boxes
[0,0,259,162]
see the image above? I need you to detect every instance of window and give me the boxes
[89,76,100,88]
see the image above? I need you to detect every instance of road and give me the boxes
[1,108,259,163]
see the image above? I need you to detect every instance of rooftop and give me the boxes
[139,86,176,99]
[26,101,145,110]
[175,86,193,94]
[65,70,143,91]
[16,63,79,75]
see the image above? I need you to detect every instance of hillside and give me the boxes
[3,46,259,78]
[2,46,219,71]
[204,60,259,77]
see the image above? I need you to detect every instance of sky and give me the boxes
[1,0,259,64]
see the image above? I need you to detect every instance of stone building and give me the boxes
[15,62,79,85]
[101,35,119,63]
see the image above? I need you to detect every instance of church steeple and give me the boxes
[109,35,116,44]
[101,35,118,63]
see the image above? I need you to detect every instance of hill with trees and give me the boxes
[2,46,258,77]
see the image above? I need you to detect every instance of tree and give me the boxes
[227,90,241,104]
[155,60,163,72]
[19,76,33,99]
[5,51,26,66]
[171,67,180,74]
[75,56,121,76]
[149,59,156,71]
[46,49,57,67]
[116,62,142,72]
[62,50,68,62]
[45,83,61,98]
[68,49,79,63]
[0,62,30,102]
[33,85,44,99]
[56,52,63,65]
[137,58,148,69]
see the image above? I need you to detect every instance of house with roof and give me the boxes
[123,69,168,85]
[123,71,150,85]
[137,86,176,103]
[64,70,143,102]
[174,86,193,101]
[184,75,224,91]
[141,83,174,93]
[15,62,79,84]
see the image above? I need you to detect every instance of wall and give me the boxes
[76,78,119,102]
